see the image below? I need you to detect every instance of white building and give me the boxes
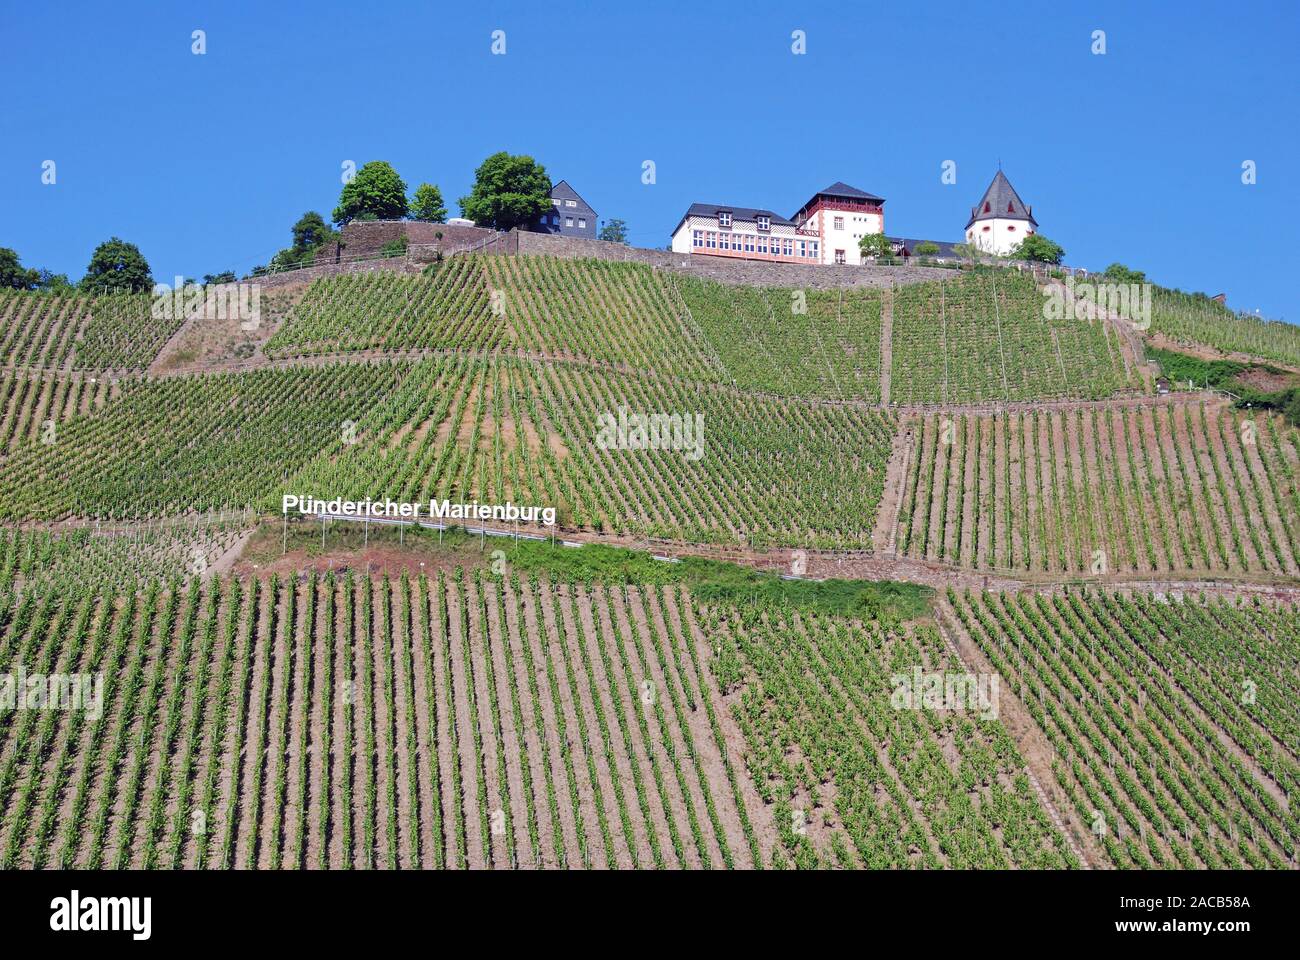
[964,170,1037,256]
[669,182,886,266]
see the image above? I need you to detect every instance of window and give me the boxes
[811,242,819,259]
[718,211,732,227]
[551,198,561,207]
[982,225,990,232]
[1007,225,1016,231]
[744,235,755,252]
[578,218,586,228]
[693,230,703,248]
[706,232,716,249]
[834,249,846,265]
[565,199,577,207]
[783,239,793,256]
[756,215,770,231]
[757,237,768,254]
[983,201,991,213]
[833,216,844,230]
[797,240,807,258]
[566,216,574,227]
[1007,203,1015,213]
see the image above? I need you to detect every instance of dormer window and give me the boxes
[756,215,770,231]
[1007,203,1015,213]
[718,211,732,227]
[983,201,991,213]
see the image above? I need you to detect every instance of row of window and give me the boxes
[693,230,818,259]
[965,224,1027,239]
[551,198,580,208]
[544,213,587,228]
[716,211,773,231]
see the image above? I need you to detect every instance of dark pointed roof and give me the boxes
[966,170,1036,228]
[549,179,597,217]
[815,181,885,202]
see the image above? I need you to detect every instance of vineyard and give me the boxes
[0,247,1297,874]
[947,589,1300,869]
[0,361,410,521]
[0,571,767,869]
[890,270,1140,405]
[1151,287,1300,368]
[894,401,1300,576]
[287,356,896,548]
[708,599,1077,867]
[0,370,118,457]
[0,288,186,372]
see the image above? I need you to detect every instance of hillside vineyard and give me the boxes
[0,251,1296,872]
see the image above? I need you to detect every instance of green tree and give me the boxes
[598,218,628,243]
[0,247,40,289]
[81,237,154,293]
[333,161,409,225]
[409,183,448,223]
[457,152,551,231]
[1103,262,1146,284]
[1011,233,1065,264]
[858,232,895,260]
[292,211,335,250]
[913,241,940,256]
[202,271,237,285]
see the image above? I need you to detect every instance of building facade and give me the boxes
[790,182,886,265]
[670,182,885,266]
[965,170,1037,255]
[530,180,598,239]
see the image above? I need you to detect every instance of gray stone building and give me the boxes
[529,180,599,239]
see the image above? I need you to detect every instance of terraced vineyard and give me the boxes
[289,356,896,548]
[894,401,1300,575]
[676,277,883,400]
[890,270,1139,405]
[263,258,500,359]
[709,601,1077,868]
[0,370,118,456]
[0,522,249,596]
[1152,287,1300,367]
[0,362,409,521]
[947,589,1300,869]
[0,288,186,372]
[0,572,767,869]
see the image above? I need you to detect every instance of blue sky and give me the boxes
[2,1,1297,319]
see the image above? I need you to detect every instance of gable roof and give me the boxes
[966,170,1036,228]
[813,181,885,202]
[682,203,795,226]
[549,179,597,216]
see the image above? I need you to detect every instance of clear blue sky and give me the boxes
[2,1,1296,319]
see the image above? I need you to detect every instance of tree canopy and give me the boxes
[333,161,409,225]
[457,152,551,231]
[1011,233,1066,265]
[410,183,448,223]
[858,232,894,259]
[81,237,154,293]
[598,218,628,243]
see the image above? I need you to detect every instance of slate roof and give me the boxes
[549,180,597,217]
[966,170,1036,228]
[810,181,885,203]
[682,203,795,226]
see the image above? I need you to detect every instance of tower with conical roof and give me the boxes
[964,170,1037,255]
